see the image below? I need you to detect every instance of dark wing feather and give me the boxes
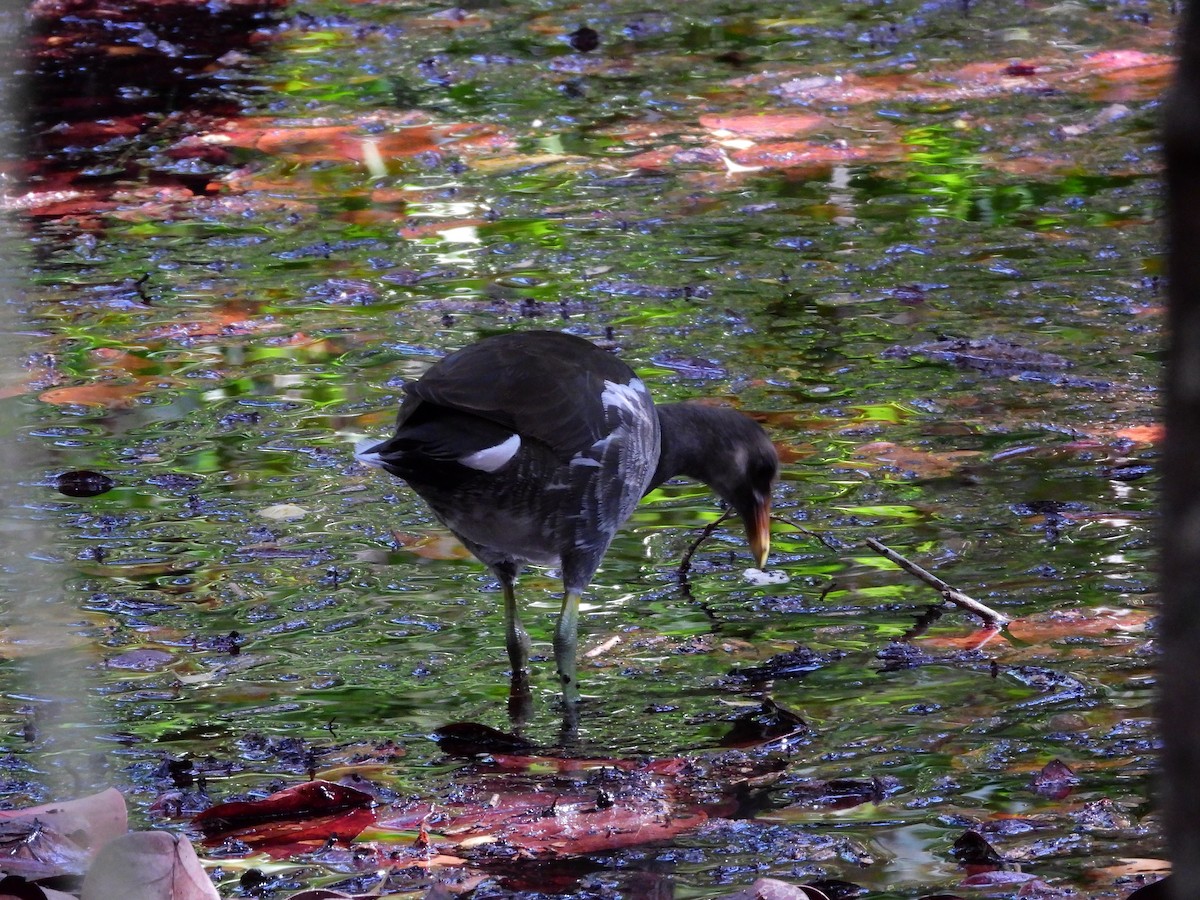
[400,331,637,461]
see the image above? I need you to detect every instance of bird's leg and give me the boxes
[500,572,533,726]
[500,572,530,677]
[554,588,582,705]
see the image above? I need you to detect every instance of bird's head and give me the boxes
[654,403,779,567]
[708,422,778,568]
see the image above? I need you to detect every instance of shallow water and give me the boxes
[2,0,1169,896]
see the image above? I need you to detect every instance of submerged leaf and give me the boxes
[193,781,375,835]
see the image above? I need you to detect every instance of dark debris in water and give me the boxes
[718,699,810,750]
[950,829,1005,865]
[731,646,845,681]
[432,721,538,758]
[881,337,1073,375]
[1031,758,1080,800]
[1007,666,1095,709]
[780,774,905,811]
[55,469,115,497]
[652,354,729,380]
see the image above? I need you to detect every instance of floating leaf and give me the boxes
[193,781,375,835]
[39,381,156,409]
[1031,758,1080,799]
[849,441,980,479]
[1005,608,1152,643]
[256,503,308,521]
[55,470,115,497]
[700,112,827,139]
[950,830,1003,866]
[0,788,129,880]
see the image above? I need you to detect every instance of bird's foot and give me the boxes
[507,668,533,728]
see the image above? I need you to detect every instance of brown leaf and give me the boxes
[1031,758,1080,799]
[193,780,375,834]
[79,831,218,900]
[0,819,92,879]
[725,878,829,900]
[699,113,827,138]
[0,787,128,855]
[950,830,1003,866]
[1004,608,1152,643]
[199,808,379,858]
[1114,424,1162,444]
[38,380,157,408]
[1078,49,1174,82]
[730,141,877,169]
[849,441,980,479]
[391,531,474,561]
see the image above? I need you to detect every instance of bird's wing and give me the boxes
[401,332,640,461]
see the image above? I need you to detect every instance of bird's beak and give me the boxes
[744,493,772,568]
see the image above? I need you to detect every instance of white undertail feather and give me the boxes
[459,433,522,472]
[354,437,385,468]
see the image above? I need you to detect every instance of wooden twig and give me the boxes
[771,515,845,552]
[863,536,1010,628]
[676,509,734,582]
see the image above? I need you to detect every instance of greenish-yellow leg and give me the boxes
[554,588,582,705]
[502,576,533,726]
[502,577,530,676]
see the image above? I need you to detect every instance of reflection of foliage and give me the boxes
[901,125,1033,223]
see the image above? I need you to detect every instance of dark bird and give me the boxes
[356,330,778,705]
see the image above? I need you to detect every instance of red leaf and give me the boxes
[193,780,375,834]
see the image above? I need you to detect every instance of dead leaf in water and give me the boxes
[391,531,473,561]
[730,141,879,169]
[0,788,128,879]
[700,112,827,139]
[1005,607,1152,643]
[39,379,160,408]
[195,780,373,829]
[1031,758,1080,799]
[849,441,980,478]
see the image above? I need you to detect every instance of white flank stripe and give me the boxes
[460,434,521,472]
[354,437,386,468]
[600,378,648,416]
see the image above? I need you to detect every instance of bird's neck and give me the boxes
[650,402,734,490]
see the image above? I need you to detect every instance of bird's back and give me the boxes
[361,331,661,585]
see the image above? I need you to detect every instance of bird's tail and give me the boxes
[354,436,389,469]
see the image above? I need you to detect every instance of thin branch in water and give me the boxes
[676,509,735,583]
[863,536,1010,628]
[771,515,845,552]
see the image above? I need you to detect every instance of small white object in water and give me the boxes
[743,567,790,586]
[257,503,308,521]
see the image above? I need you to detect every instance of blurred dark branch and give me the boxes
[1162,0,1200,892]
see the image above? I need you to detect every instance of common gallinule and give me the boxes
[356,330,778,703]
